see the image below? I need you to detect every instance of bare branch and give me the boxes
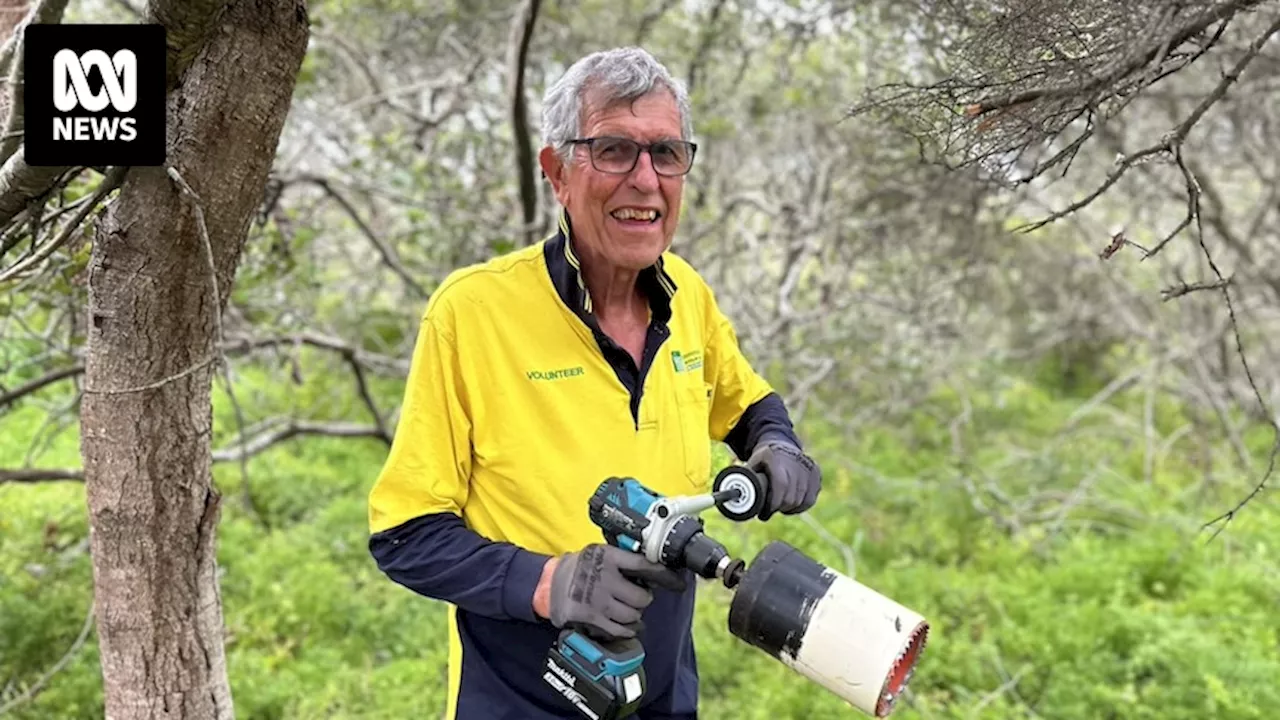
[0,467,82,483]
[0,362,81,408]
[23,386,79,465]
[1204,444,1279,540]
[168,165,263,520]
[1164,145,1280,539]
[1161,278,1231,301]
[852,0,1272,195]
[221,331,409,375]
[0,153,71,229]
[506,0,540,246]
[0,0,72,163]
[211,420,387,463]
[950,1,1250,119]
[0,0,227,229]
[0,330,409,411]
[686,0,728,95]
[0,166,124,282]
[284,174,427,298]
[342,349,391,444]
[1014,11,1280,237]
[2,421,389,484]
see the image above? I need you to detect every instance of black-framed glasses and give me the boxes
[567,136,698,177]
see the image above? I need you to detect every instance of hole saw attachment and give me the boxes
[543,467,929,720]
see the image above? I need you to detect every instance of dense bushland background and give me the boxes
[4,0,1280,717]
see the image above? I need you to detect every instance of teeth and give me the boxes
[612,208,657,221]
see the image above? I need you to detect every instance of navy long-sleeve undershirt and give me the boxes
[368,391,801,615]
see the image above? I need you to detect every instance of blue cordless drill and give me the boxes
[543,468,767,720]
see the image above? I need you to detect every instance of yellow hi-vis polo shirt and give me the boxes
[367,210,791,719]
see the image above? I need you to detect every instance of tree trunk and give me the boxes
[78,0,309,717]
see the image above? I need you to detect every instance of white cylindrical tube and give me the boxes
[727,541,929,717]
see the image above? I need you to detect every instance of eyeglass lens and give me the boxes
[591,137,692,175]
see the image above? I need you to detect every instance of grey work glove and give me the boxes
[748,439,822,521]
[548,544,687,641]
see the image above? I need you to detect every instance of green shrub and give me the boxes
[2,361,1277,719]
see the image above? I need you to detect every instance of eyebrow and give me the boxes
[594,133,684,143]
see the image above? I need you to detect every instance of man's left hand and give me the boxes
[746,439,822,520]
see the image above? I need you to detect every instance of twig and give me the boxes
[166,165,260,521]
[0,166,124,283]
[2,329,409,410]
[1186,346,1253,469]
[343,349,390,444]
[1014,143,1169,234]
[0,363,83,408]
[82,355,217,395]
[1204,443,1279,541]
[505,0,540,246]
[1114,126,1280,539]
[286,175,427,298]
[221,331,409,375]
[1193,150,1280,538]
[2,420,388,484]
[0,0,73,167]
[0,191,96,259]
[23,387,81,466]
[798,513,858,579]
[1161,277,1230,301]
[211,420,386,463]
[971,660,1029,715]
[1015,11,1280,237]
[953,1,1245,119]
[0,467,83,483]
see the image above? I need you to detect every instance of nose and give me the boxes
[628,149,660,192]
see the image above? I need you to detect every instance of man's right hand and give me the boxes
[538,544,686,640]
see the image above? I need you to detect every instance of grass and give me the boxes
[2,356,1278,719]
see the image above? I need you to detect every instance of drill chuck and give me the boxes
[587,477,746,585]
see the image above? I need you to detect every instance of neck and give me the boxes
[576,246,647,324]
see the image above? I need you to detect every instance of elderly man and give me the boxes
[367,46,822,719]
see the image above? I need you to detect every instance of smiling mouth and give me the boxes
[610,208,661,224]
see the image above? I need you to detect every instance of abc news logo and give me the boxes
[53,48,139,142]
[24,24,165,167]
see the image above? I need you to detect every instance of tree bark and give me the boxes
[78,0,309,718]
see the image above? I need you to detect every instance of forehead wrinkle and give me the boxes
[581,89,681,141]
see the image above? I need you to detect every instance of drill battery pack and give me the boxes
[543,628,647,720]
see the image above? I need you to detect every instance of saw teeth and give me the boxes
[878,623,929,717]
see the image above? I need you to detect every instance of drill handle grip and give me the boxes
[566,619,646,645]
[754,465,777,521]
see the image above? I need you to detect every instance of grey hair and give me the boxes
[540,47,693,160]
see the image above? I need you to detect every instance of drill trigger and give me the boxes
[621,567,651,590]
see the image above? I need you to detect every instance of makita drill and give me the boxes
[542,467,766,720]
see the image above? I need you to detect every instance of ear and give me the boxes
[539,146,571,205]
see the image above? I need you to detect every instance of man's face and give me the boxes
[542,89,686,273]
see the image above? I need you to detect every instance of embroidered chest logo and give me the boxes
[671,350,703,373]
[527,366,585,381]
